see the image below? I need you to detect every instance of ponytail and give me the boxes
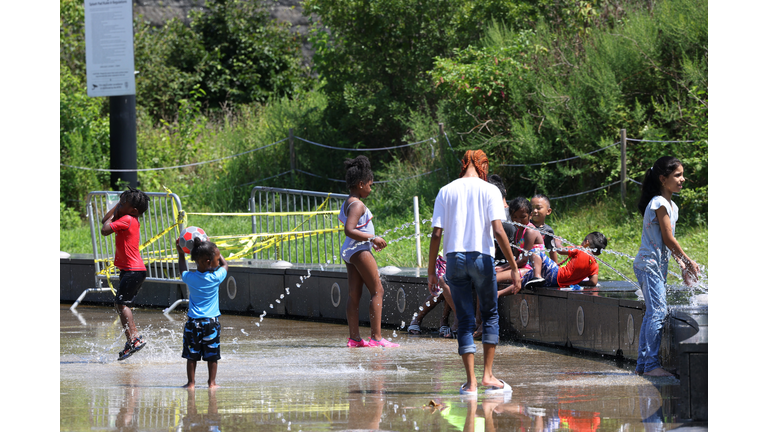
[344,155,373,189]
[190,238,218,262]
[637,156,682,216]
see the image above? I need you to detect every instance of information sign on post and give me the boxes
[84,0,135,97]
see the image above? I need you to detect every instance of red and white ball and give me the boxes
[179,226,208,254]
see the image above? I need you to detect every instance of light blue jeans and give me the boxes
[634,266,668,373]
[445,252,499,355]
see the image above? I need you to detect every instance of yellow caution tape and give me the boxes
[209,194,340,260]
[96,186,187,295]
[97,191,344,291]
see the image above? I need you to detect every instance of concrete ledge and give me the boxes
[60,259,700,362]
[672,309,708,421]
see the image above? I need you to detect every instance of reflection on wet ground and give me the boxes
[61,305,706,431]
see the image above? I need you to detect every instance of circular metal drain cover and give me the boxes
[520,299,529,328]
[331,283,341,307]
[627,314,635,345]
[576,306,585,335]
[226,276,237,300]
[396,288,406,313]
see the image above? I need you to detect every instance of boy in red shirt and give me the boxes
[100,187,150,360]
[521,231,607,289]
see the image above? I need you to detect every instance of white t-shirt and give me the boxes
[634,195,678,278]
[431,177,506,256]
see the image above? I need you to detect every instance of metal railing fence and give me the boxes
[248,187,348,264]
[70,191,186,310]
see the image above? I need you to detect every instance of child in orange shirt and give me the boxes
[521,232,607,289]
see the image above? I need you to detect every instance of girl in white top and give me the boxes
[634,156,700,377]
[338,156,399,348]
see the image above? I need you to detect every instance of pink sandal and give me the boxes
[368,337,400,347]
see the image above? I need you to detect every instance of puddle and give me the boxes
[60,305,704,431]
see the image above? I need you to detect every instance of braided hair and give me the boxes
[120,186,149,216]
[459,150,489,181]
[637,156,682,216]
[344,155,373,190]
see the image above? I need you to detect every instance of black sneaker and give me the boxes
[117,336,146,361]
[525,277,545,289]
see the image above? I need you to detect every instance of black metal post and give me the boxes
[109,95,138,190]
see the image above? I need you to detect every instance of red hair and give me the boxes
[460,150,489,181]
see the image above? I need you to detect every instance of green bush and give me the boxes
[59,63,111,215]
[304,0,470,147]
[60,202,83,230]
[426,0,707,222]
[134,0,312,123]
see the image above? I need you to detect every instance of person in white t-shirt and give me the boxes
[427,149,521,396]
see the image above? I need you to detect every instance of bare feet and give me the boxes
[208,381,219,389]
[459,382,477,394]
[183,382,195,389]
[643,367,673,377]
[481,376,505,388]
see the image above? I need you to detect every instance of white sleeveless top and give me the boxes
[338,199,375,263]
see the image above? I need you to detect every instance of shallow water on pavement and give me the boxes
[60,305,704,431]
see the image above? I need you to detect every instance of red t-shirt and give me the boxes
[557,248,598,287]
[110,214,146,271]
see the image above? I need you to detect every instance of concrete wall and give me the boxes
[61,258,647,358]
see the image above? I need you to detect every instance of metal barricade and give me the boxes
[248,187,347,264]
[70,191,187,311]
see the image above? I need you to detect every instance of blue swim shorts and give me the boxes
[182,316,221,362]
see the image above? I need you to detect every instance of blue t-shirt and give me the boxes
[182,267,227,319]
[634,195,678,280]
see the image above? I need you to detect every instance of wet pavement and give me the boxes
[60,304,706,431]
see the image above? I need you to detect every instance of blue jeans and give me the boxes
[445,252,499,355]
[634,266,667,373]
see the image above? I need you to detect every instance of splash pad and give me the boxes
[61,248,708,424]
[62,187,707,427]
[60,303,702,431]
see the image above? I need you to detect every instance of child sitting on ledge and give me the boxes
[521,231,608,289]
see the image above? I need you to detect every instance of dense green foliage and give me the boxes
[299,0,591,148]
[427,0,707,219]
[60,0,707,265]
[134,0,312,120]
[303,0,463,147]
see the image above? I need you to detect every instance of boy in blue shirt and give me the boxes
[176,237,228,389]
